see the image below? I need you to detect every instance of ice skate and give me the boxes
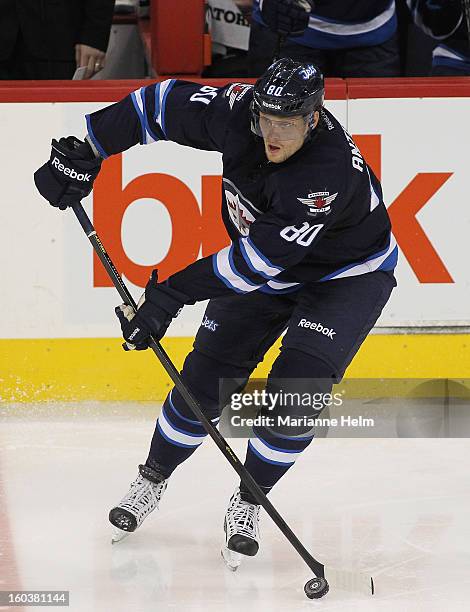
[109,463,168,543]
[221,488,260,571]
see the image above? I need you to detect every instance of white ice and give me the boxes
[1,402,469,611]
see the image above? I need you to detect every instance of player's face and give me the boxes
[260,111,318,163]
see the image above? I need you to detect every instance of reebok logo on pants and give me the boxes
[298,318,336,339]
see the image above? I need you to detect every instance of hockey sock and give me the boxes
[240,424,314,503]
[146,387,219,476]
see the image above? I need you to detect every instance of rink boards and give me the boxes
[0,79,469,400]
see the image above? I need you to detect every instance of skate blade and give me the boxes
[111,528,131,544]
[221,546,242,571]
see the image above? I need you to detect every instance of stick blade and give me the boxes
[324,567,374,596]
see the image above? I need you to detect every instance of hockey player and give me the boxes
[34,59,397,568]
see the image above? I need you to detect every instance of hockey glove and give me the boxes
[34,136,102,210]
[115,270,189,350]
[260,0,314,37]
[421,0,463,37]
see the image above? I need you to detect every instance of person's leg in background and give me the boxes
[335,33,402,77]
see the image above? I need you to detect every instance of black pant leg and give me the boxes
[337,33,401,77]
[282,271,397,380]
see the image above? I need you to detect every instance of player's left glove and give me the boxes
[260,0,314,37]
[115,270,189,350]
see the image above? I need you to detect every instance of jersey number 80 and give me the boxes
[280,222,324,247]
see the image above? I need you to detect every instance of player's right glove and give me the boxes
[34,136,102,210]
[115,270,190,350]
[260,0,314,37]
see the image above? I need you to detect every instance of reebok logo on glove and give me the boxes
[51,157,91,182]
[128,327,141,341]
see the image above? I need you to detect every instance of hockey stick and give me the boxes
[71,201,374,599]
[274,33,286,61]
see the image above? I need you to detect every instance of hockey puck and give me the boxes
[304,576,329,599]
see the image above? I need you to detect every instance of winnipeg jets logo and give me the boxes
[225,190,255,235]
[223,178,261,236]
[297,191,338,216]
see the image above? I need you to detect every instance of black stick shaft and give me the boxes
[71,201,325,578]
[274,33,286,61]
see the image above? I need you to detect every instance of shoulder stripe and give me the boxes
[131,88,158,144]
[157,79,176,139]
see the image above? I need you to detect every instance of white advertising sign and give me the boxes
[0,94,467,340]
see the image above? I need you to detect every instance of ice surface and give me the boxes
[1,402,469,611]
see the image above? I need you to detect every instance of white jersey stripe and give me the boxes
[216,247,263,293]
[433,46,467,61]
[131,88,157,145]
[240,236,284,278]
[156,79,175,137]
[366,167,380,212]
[308,1,395,37]
[325,235,397,281]
[266,279,300,290]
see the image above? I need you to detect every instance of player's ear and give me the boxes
[312,111,320,129]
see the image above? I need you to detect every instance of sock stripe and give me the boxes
[247,440,297,466]
[168,389,220,426]
[158,409,206,448]
[248,437,300,465]
[156,421,200,449]
[162,406,207,438]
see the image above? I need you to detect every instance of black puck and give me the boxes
[304,576,329,599]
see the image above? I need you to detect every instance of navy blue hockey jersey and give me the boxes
[85,80,397,302]
[407,0,470,72]
[252,0,397,49]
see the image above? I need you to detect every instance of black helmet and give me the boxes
[251,58,324,137]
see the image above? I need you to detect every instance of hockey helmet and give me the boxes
[251,58,324,140]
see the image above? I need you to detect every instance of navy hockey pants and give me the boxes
[147,270,396,495]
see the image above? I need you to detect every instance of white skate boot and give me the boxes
[109,464,168,543]
[221,488,260,571]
